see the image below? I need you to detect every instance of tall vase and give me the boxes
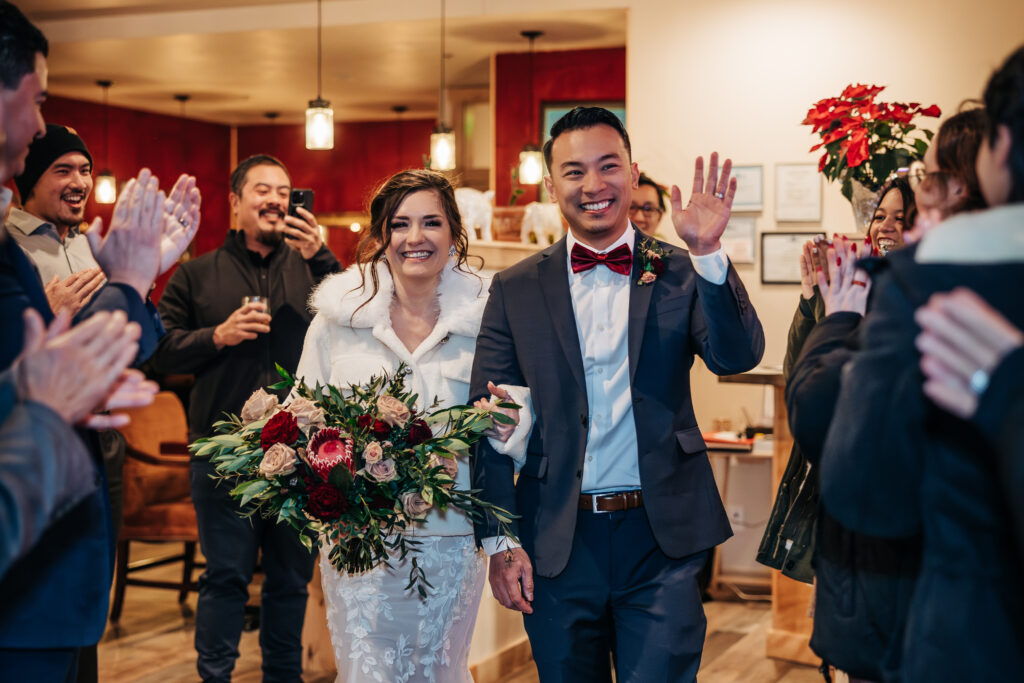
[849,179,880,233]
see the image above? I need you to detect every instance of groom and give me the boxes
[469,107,764,681]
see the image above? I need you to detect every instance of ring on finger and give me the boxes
[714,191,725,199]
[852,279,867,287]
[969,368,990,394]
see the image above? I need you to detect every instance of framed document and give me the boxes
[761,231,824,284]
[730,165,763,212]
[775,163,822,222]
[721,216,756,264]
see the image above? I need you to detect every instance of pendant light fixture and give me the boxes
[429,0,455,171]
[517,30,544,185]
[94,80,117,204]
[305,0,334,150]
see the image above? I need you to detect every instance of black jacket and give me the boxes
[788,302,921,682]
[757,291,824,583]
[151,230,340,441]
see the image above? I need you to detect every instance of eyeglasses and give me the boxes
[629,203,663,217]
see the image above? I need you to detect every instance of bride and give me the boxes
[294,169,525,682]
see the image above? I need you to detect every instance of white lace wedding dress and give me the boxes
[319,536,485,683]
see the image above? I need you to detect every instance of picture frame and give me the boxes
[775,163,822,222]
[721,216,756,264]
[730,165,763,212]
[761,231,824,284]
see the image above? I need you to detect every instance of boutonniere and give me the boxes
[636,238,668,286]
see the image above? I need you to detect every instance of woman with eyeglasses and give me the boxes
[629,172,666,236]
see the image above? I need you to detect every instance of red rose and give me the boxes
[307,483,347,520]
[261,410,300,451]
[357,414,391,439]
[651,256,665,276]
[407,419,433,446]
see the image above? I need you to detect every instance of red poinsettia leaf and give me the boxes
[920,104,941,117]
[846,136,870,168]
[818,152,829,172]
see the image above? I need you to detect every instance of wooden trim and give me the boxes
[765,627,818,666]
[469,637,532,683]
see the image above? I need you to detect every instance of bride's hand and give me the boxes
[473,381,520,442]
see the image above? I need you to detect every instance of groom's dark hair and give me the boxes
[543,106,631,169]
[983,44,1024,201]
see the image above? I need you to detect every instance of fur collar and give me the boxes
[310,260,490,338]
[916,204,1024,263]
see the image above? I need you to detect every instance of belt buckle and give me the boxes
[592,494,608,514]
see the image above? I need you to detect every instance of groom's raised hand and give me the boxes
[671,152,737,255]
[489,547,534,614]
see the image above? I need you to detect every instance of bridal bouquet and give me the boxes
[191,363,517,595]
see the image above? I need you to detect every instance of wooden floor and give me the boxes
[99,546,819,683]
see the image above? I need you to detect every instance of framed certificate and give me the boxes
[775,163,822,222]
[730,165,763,212]
[721,216,756,264]
[761,231,824,284]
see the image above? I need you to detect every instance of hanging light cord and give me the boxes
[439,0,445,127]
[316,0,323,99]
[101,83,109,169]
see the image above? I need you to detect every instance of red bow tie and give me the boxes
[570,243,633,276]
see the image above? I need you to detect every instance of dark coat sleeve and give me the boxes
[786,311,863,466]
[972,346,1024,560]
[817,271,926,538]
[689,264,765,375]
[306,244,342,281]
[468,273,525,541]
[783,290,825,379]
[0,371,98,579]
[149,264,223,374]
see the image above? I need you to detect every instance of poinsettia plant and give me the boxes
[803,83,941,200]
[190,363,518,596]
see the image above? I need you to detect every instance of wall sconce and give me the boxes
[305,0,334,150]
[517,30,544,185]
[95,79,116,204]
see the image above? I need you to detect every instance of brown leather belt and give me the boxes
[579,490,643,513]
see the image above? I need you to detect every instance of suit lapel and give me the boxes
[627,241,655,384]
[537,240,587,393]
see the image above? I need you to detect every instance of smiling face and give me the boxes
[869,187,905,253]
[630,183,663,235]
[230,162,291,250]
[384,189,453,286]
[23,151,92,232]
[0,52,47,181]
[543,124,639,250]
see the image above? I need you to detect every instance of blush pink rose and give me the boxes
[259,443,297,478]
[376,395,411,427]
[428,452,458,486]
[241,388,279,424]
[365,458,397,483]
[400,491,432,519]
[362,440,384,465]
[284,396,326,433]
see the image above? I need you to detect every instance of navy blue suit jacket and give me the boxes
[0,226,160,648]
[469,236,764,577]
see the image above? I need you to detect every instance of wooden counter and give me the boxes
[720,369,817,666]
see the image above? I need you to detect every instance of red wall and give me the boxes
[494,47,626,206]
[237,118,436,214]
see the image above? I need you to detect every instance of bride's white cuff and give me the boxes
[486,384,533,472]
[481,535,522,556]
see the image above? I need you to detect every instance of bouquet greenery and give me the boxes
[803,83,941,199]
[190,363,517,596]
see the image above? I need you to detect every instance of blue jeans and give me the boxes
[190,459,315,683]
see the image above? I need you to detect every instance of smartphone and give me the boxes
[288,188,314,218]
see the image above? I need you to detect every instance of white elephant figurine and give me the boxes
[454,187,495,241]
[520,202,564,245]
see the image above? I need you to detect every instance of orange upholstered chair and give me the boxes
[110,391,200,623]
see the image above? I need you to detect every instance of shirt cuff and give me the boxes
[486,384,533,472]
[481,535,522,556]
[690,247,729,285]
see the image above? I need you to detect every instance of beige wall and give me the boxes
[624,0,1024,428]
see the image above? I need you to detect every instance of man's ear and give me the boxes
[994,123,1013,166]
[228,193,239,213]
[543,175,555,201]
[630,162,640,189]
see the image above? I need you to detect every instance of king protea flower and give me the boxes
[307,427,355,480]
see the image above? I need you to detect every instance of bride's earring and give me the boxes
[449,246,456,257]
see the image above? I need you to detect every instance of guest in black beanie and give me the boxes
[14,123,92,204]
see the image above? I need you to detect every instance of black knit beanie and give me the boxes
[14,124,93,201]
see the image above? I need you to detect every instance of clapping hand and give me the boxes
[283,207,324,260]
[671,152,737,256]
[159,174,202,274]
[43,267,105,317]
[817,236,872,317]
[915,288,1024,419]
[473,381,520,443]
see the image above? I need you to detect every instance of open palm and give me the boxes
[671,152,736,255]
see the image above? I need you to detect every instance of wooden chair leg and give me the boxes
[179,540,196,603]
[109,539,130,623]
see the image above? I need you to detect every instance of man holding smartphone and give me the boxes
[150,154,340,682]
